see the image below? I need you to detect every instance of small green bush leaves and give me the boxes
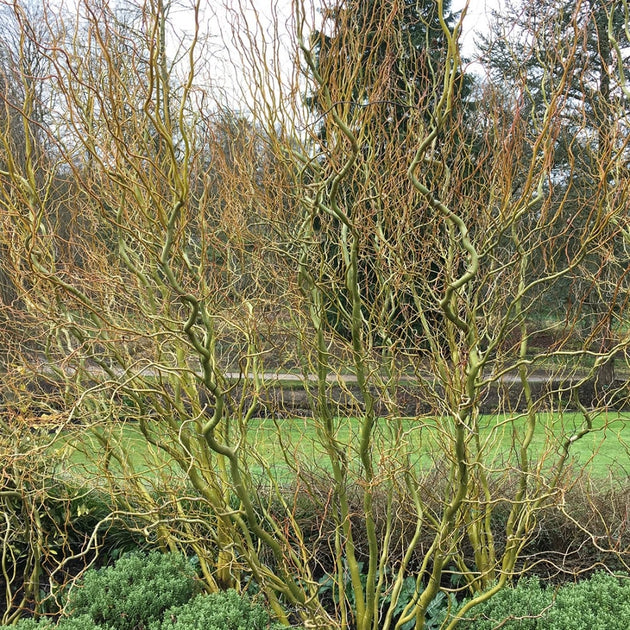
[151,591,284,630]
[544,572,630,630]
[0,621,50,630]
[457,573,630,629]
[55,616,102,630]
[65,551,200,630]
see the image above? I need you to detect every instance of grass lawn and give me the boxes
[52,411,630,482]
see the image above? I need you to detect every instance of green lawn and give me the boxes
[52,411,630,482]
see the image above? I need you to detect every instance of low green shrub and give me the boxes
[150,591,285,630]
[455,577,552,629]
[1,613,114,630]
[1,556,292,630]
[65,551,200,630]
[55,616,101,630]
[545,572,630,629]
[455,572,630,629]
[0,620,49,630]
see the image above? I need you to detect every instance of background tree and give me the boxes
[479,0,630,388]
[0,0,61,381]
[303,0,473,347]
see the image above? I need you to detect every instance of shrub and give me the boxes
[0,615,99,630]
[456,577,552,629]
[65,552,200,630]
[55,616,102,630]
[455,573,630,629]
[0,620,49,630]
[545,572,630,630]
[150,591,285,630]
[2,559,291,630]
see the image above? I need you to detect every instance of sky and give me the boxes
[165,0,502,106]
[454,0,501,54]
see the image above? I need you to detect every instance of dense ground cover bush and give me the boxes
[455,572,630,629]
[0,552,290,630]
[150,591,285,630]
[64,551,200,630]
[6,569,630,630]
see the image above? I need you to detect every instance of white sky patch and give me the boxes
[453,0,502,77]
[162,0,299,109]
[455,0,499,51]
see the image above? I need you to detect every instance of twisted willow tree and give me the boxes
[1,0,629,628]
